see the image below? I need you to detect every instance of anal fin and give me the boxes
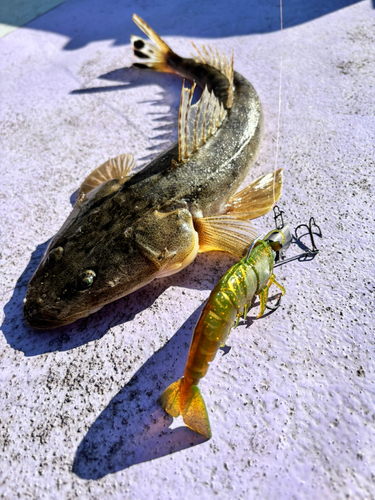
[195,215,257,258]
[225,169,283,220]
[78,153,135,200]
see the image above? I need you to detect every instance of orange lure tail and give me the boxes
[158,377,212,439]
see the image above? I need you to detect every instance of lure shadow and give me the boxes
[1,239,234,357]
[72,274,282,478]
[73,307,208,479]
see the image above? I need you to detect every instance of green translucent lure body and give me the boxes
[158,231,286,438]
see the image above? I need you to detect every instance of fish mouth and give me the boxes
[23,298,91,330]
[24,306,70,330]
[24,315,73,330]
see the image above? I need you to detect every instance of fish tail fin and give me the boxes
[225,168,283,220]
[131,14,176,73]
[158,377,212,438]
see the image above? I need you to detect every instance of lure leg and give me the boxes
[257,287,270,318]
[243,303,249,320]
[234,313,241,328]
[223,311,240,345]
[257,274,285,318]
[268,274,286,296]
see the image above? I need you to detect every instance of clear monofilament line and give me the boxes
[273,0,284,206]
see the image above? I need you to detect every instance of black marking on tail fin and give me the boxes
[133,39,144,49]
[131,15,176,73]
[133,63,148,70]
[134,50,148,59]
[130,34,173,73]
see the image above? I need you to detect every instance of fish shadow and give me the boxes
[22,0,365,51]
[1,239,234,357]
[70,67,201,166]
[69,67,193,203]
[73,307,208,479]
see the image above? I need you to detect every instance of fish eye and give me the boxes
[78,270,96,290]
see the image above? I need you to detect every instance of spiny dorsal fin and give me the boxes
[78,153,135,198]
[178,82,226,162]
[191,42,234,108]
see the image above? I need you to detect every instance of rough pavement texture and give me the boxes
[0,0,374,498]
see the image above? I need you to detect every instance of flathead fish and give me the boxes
[23,14,282,329]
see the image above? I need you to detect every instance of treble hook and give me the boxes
[295,217,322,254]
[260,205,322,311]
[270,204,322,268]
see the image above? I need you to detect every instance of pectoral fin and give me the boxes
[78,153,135,200]
[195,215,257,258]
[225,169,283,220]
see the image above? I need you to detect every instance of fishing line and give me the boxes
[272,0,284,206]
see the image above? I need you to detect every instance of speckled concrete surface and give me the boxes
[1,0,374,498]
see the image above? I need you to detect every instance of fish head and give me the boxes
[23,202,199,329]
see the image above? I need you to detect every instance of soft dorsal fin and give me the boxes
[225,169,283,220]
[191,42,234,108]
[178,82,226,162]
[78,153,135,198]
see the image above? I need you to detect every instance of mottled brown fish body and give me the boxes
[121,71,263,217]
[23,15,282,329]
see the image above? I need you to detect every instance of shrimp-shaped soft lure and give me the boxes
[158,225,292,438]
